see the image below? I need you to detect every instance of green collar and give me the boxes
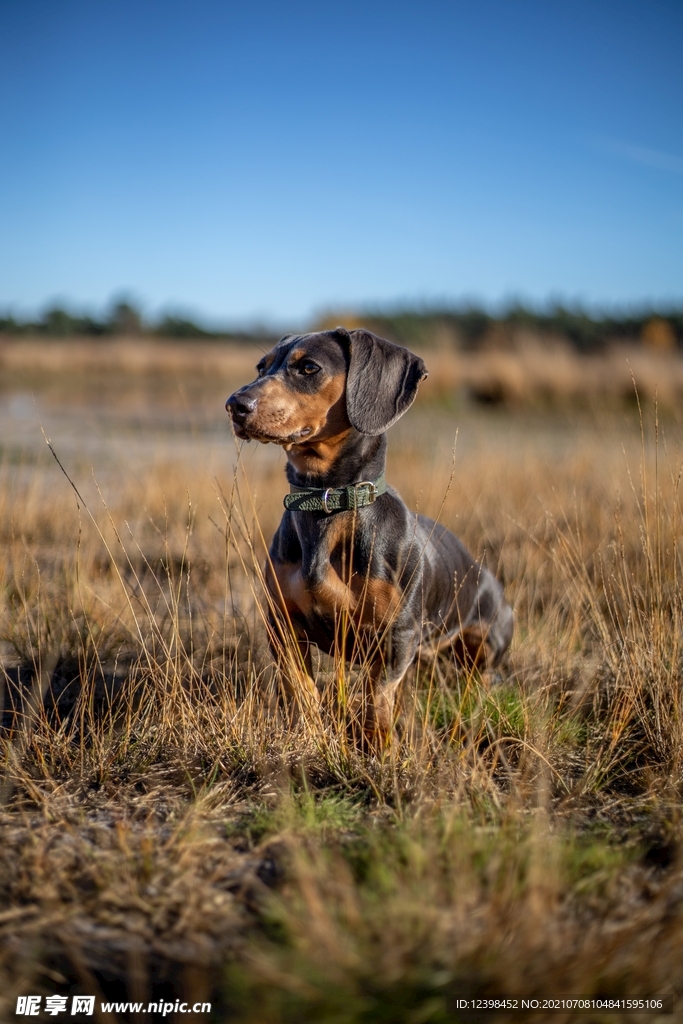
[283,472,386,514]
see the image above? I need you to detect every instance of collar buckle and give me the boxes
[355,480,378,505]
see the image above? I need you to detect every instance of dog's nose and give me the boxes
[226,393,257,419]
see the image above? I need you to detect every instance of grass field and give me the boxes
[1,338,683,1022]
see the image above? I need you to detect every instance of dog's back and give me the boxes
[415,514,513,665]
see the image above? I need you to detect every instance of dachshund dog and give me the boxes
[226,327,513,739]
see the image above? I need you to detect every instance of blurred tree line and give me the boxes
[317,305,683,353]
[0,301,273,345]
[1,300,682,353]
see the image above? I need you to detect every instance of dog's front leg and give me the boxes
[361,626,418,744]
[266,608,320,721]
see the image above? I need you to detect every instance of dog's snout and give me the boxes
[226,392,257,418]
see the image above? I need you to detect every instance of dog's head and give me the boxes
[226,327,428,447]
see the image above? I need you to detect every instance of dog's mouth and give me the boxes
[231,422,313,447]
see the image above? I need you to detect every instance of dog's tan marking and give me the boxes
[269,515,402,632]
[248,371,348,452]
[285,373,350,473]
[267,559,313,618]
[351,577,402,628]
[247,377,301,439]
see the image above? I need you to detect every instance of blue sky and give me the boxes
[1,0,681,326]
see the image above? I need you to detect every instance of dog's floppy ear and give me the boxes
[344,328,428,435]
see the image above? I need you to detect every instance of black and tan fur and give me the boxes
[226,327,513,739]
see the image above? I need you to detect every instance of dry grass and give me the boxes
[2,342,683,1021]
[5,333,683,411]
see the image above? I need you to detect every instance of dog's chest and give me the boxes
[267,518,401,629]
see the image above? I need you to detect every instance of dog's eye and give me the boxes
[300,361,320,375]
[256,363,266,377]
